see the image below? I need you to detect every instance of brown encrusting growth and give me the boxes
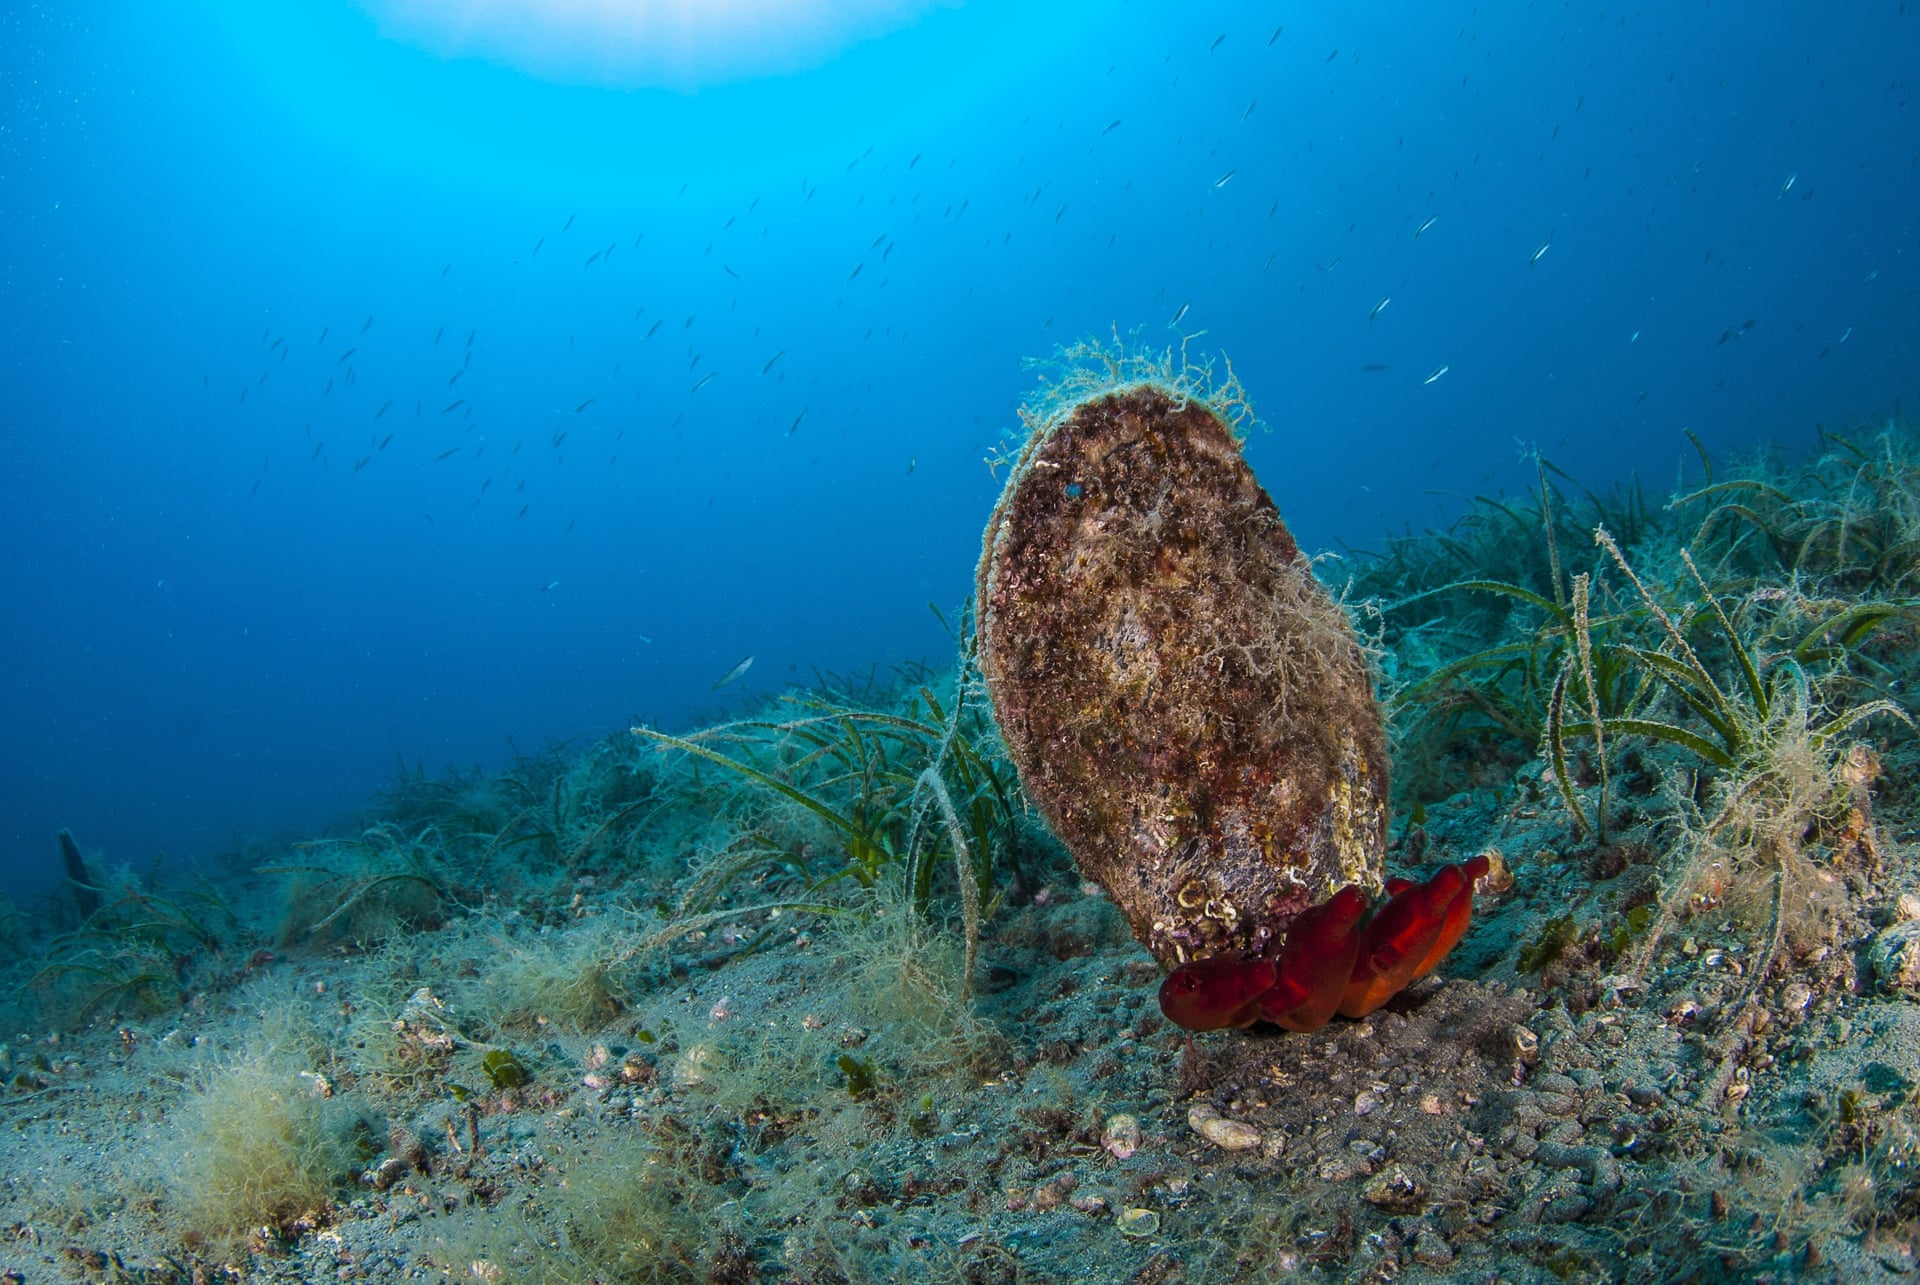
[977,384,1387,967]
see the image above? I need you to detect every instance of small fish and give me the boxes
[1415,215,1438,237]
[849,262,863,281]
[338,347,357,363]
[1630,330,1640,343]
[1361,363,1389,372]
[1780,172,1796,197]
[788,408,807,435]
[1369,296,1391,322]
[724,265,740,279]
[1529,242,1551,264]
[436,447,461,461]
[542,581,560,592]
[1209,33,1225,51]
[442,399,464,413]
[585,250,602,267]
[374,401,391,419]
[1213,170,1235,189]
[440,263,450,278]
[762,350,785,375]
[449,369,464,386]
[1836,326,1852,344]
[352,455,370,474]
[551,431,567,449]
[311,442,324,461]
[907,457,916,474]
[712,655,754,689]
[517,504,528,518]
[360,315,374,333]
[1170,301,1191,327]
[1102,119,1122,135]
[690,371,717,393]
[1244,100,1257,120]
[645,320,663,338]
[379,433,393,450]
[562,213,575,232]
[532,236,544,256]
[1423,364,1450,385]
[574,398,595,414]
[1268,25,1282,44]
[317,326,329,344]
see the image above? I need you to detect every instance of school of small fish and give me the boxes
[207,20,1829,683]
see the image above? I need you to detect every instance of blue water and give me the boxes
[2,1,1913,901]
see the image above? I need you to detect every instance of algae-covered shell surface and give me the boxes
[976,384,1387,968]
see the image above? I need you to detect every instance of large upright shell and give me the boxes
[976,385,1387,968]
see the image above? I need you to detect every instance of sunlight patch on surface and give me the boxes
[360,0,960,87]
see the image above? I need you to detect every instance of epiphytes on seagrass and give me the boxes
[975,373,1487,1034]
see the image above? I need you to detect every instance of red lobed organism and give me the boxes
[1159,855,1491,1032]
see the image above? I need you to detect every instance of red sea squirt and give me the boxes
[1157,855,1489,1033]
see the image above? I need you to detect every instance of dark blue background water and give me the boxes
[3,1,1914,902]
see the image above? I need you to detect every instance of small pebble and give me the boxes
[1102,1113,1142,1160]
[1318,1150,1376,1182]
[1188,1104,1262,1151]
[1360,1163,1428,1213]
[1870,921,1920,995]
[362,1157,410,1191]
[1411,1226,1455,1267]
